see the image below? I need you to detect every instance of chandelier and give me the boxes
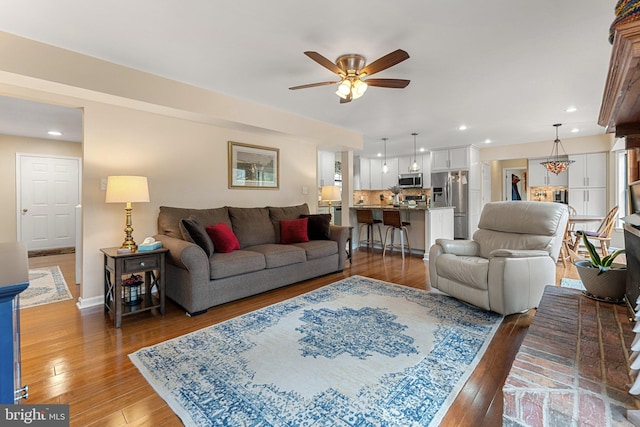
[540,123,574,175]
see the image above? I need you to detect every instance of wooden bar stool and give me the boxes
[356,209,383,251]
[382,210,411,258]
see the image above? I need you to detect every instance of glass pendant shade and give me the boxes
[381,138,389,173]
[409,133,420,172]
[540,124,574,175]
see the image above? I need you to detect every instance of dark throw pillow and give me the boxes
[301,214,332,240]
[280,218,310,244]
[179,215,214,257]
[205,223,240,253]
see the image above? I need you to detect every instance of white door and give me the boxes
[18,155,80,250]
[482,162,491,207]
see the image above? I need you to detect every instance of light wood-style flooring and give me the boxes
[23,250,579,426]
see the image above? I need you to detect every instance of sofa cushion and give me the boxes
[280,218,309,244]
[293,240,338,260]
[209,250,266,280]
[473,229,554,260]
[269,204,310,242]
[477,201,565,236]
[179,215,214,257]
[435,254,489,290]
[228,207,276,248]
[206,223,240,253]
[158,206,231,239]
[244,244,306,269]
[301,214,332,240]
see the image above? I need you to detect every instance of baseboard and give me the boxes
[76,295,103,310]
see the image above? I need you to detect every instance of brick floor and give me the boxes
[503,286,640,426]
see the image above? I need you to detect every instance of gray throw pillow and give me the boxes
[179,215,214,257]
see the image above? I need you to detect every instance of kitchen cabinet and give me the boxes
[528,158,568,187]
[431,147,468,171]
[317,150,336,188]
[381,157,399,189]
[568,187,607,217]
[359,158,371,190]
[369,158,383,190]
[398,154,422,173]
[568,153,606,189]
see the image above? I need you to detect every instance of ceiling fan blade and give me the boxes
[304,51,345,75]
[364,78,411,88]
[289,81,340,90]
[358,49,410,77]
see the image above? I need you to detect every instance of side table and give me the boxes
[101,247,168,328]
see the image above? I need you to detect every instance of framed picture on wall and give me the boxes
[228,141,279,189]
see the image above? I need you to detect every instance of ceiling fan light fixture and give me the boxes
[352,79,368,99]
[540,123,575,175]
[336,80,351,99]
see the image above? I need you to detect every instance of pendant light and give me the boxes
[410,132,420,172]
[381,138,389,173]
[540,123,574,175]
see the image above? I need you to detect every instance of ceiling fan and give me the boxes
[289,49,410,103]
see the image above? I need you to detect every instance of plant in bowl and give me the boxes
[573,232,626,302]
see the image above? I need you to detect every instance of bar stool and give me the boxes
[382,210,411,258]
[356,209,383,251]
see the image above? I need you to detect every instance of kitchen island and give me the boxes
[348,205,454,259]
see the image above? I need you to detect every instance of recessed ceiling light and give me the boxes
[377,152,382,157]
[565,106,577,113]
[459,125,467,131]
[571,128,579,133]
[484,139,491,144]
[47,130,62,136]
[419,147,425,152]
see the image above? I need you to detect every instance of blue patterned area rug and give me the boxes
[21,266,72,309]
[130,275,503,426]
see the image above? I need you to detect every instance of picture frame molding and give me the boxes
[228,141,280,189]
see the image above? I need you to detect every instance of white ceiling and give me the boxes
[0,0,616,157]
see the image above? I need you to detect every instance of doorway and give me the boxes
[503,168,527,201]
[17,154,81,251]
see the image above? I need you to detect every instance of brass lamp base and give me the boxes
[120,205,138,251]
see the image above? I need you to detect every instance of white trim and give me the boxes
[76,295,103,310]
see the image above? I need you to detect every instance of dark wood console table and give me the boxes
[503,286,639,426]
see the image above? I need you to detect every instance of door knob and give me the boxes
[22,208,28,213]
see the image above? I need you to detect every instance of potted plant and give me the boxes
[388,186,402,206]
[573,232,626,302]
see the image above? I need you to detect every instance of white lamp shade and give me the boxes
[105,176,150,203]
[321,185,341,201]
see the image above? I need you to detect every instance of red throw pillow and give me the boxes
[205,223,240,253]
[280,218,309,244]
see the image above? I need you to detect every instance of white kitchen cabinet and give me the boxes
[568,187,607,217]
[528,159,568,186]
[398,154,422,173]
[317,150,336,188]
[369,158,383,190]
[568,153,607,189]
[359,158,371,190]
[421,152,431,188]
[381,157,399,189]
[431,147,469,171]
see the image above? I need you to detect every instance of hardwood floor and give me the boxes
[23,250,579,426]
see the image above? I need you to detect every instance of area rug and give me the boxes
[560,277,586,291]
[20,266,72,309]
[130,275,503,426]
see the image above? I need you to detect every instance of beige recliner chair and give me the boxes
[429,201,568,315]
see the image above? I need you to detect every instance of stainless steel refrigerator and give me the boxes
[431,170,469,239]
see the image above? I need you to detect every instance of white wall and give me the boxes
[0,31,363,306]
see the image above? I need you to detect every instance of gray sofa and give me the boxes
[155,203,349,315]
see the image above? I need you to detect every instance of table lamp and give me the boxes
[105,176,150,251]
[321,185,341,224]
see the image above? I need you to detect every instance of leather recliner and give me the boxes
[429,201,569,315]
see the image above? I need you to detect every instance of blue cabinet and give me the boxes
[0,242,29,404]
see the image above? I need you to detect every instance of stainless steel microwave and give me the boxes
[398,173,423,188]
